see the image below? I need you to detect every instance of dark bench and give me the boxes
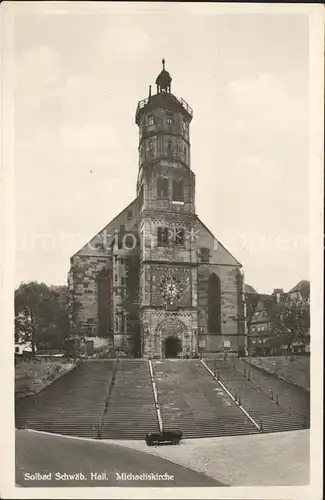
[145,430,183,446]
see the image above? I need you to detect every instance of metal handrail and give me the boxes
[176,96,193,116]
[136,94,193,118]
[201,360,261,431]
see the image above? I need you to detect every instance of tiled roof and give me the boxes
[245,292,278,323]
[259,294,275,313]
[288,280,310,299]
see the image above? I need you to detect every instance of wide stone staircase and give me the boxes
[100,359,159,439]
[15,360,115,438]
[205,359,309,433]
[16,357,309,440]
[152,359,258,438]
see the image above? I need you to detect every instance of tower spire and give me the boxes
[155,58,172,93]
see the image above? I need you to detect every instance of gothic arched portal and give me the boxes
[208,273,221,333]
[155,318,187,358]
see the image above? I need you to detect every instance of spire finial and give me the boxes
[162,58,165,70]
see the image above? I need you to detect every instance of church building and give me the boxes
[68,61,246,358]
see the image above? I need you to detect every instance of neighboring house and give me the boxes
[244,284,257,294]
[245,289,284,356]
[245,282,310,356]
[283,280,310,354]
[286,280,310,306]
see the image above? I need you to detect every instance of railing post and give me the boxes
[276,394,279,405]
[248,371,251,381]
[243,367,247,378]
[259,420,263,432]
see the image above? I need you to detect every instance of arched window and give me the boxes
[97,271,111,337]
[166,111,173,124]
[157,177,169,199]
[208,273,221,333]
[139,184,144,207]
[172,179,184,201]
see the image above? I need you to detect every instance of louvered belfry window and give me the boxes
[172,179,184,201]
[157,177,169,199]
[157,227,169,245]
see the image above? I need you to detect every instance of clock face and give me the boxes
[160,276,184,305]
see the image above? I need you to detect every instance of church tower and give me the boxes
[135,60,199,358]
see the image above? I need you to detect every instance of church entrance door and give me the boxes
[164,336,182,358]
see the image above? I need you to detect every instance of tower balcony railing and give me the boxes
[136,94,193,121]
[176,96,193,117]
[136,97,149,114]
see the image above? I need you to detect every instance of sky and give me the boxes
[12,3,311,294]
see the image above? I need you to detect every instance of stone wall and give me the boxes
[197,263,241,352]
[68,199,140,350]
[139,212,197,264]
[141,163,195,214]
[112,235,140,355]
[69,253,113,340]
[192,217,244,354]
[138,106,191,169]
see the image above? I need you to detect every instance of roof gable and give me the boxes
[71,199,138,258]
[195,217,242,267]
[245,284,258,293]
[288,280,310,299]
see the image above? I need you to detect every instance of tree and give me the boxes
[15,282,70,350]
[15,310,33,344]
[267,293,310,355]
[265,334,284,356]
[280,296,310,353]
